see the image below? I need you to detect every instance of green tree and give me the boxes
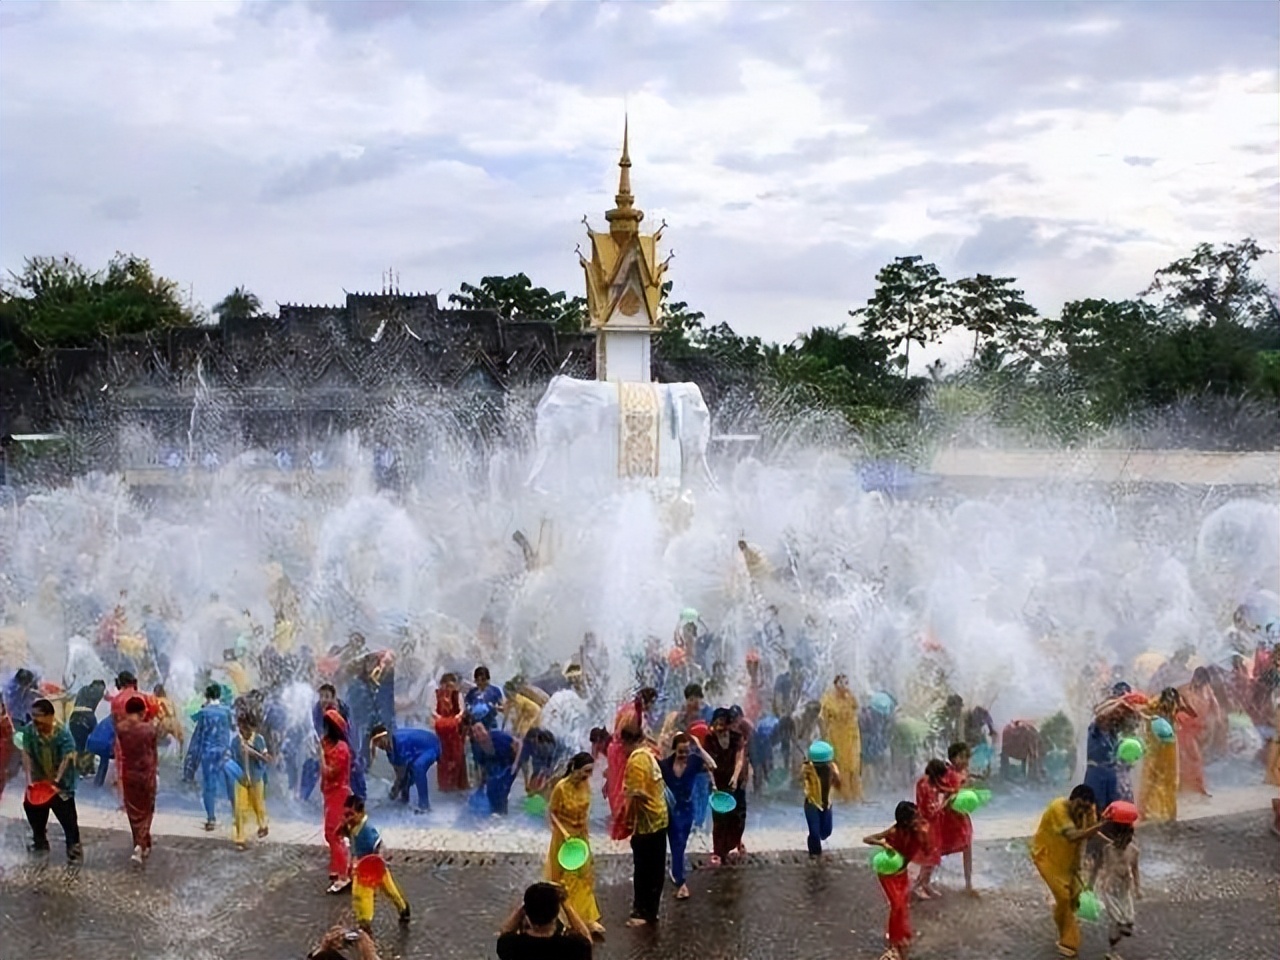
[0,253,198,362]
[212,285,262,321]
[448,274,587,334]
[951,273,1040,363]
[850,256,955,371]
[1142,238,1279,328]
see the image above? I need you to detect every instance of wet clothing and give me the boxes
[1096,838,1138,945]
[115,714,158,853]
[472,729,517,815]
[87,715,116,787]
[348,814,408,924]
[545,775,601,925]
[936,766,973,856]
[24,720,78,793]
[625,747,669,837]
[704,731,745,859]
[818,688,861,802]
[68,684,105,758]
[186,701,233,822]
[434,688,468,792]
[22,720,81,858]
[802,760,836,855]
[321,737,352,878]
[385,728,440,809]
[878,824,930,949]
[1083,722,1127,812]
[1030,797,1096,955]
[661,753,706,886]
[1139,710,1179,822]
[464,683,504,729]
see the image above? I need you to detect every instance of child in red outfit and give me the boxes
[864,800,932,960]
[912,758,953,898]
[939,742,979,895]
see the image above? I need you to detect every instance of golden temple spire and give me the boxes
[605,115,643,235]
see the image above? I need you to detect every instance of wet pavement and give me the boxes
[1,808,1275,960]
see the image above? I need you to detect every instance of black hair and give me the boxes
[474,665,490,682]
[683,683,704,700]
[369,723,388,740]
[924,758,948,781]
[323,714,346,742]
[620,726,644,746]
[1102,820,1135,849]
[344,794,365,813]
[1069,784,1097,806]
[671,732,691,750]
[204,683,221,701]
[15,668,35,685]
[522,881,561,927]
[440,672,457,685]
[588,727,610,746]
[32,698,55,717]
[947,742,970,762]
[318,682,336,696]
[893,800,917,828]
[638,686,658,704]
[566,751,593,773]
[711,707,733,726]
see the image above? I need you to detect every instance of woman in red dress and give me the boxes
[320,710,352,893]
[433,673,468,792]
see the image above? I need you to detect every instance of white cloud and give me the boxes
[1,1,1275,343]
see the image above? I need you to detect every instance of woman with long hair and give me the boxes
[545,752,605,937]
[320,709,352,894]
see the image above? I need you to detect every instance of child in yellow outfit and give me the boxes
[342,795,411,932]
[230,717,269,849]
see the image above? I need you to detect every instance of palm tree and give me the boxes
[212,286,261,321]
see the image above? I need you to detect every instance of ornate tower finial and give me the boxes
[605,115,643,235]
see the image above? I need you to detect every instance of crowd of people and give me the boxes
[1,595,1278,960]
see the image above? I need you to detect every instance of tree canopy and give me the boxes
[4,238,1276,448]
[448,273,587,334]
[0,253,198,362]
[212,285,262,322]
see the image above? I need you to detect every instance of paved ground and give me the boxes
[0,806,1275,960]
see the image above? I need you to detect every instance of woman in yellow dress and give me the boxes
[545,752,605,937]
[1138,686,1194,823]
[819,674,862,802]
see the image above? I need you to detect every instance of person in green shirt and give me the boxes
[22,698,82,861]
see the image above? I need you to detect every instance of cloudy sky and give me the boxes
[2,1,1276,351]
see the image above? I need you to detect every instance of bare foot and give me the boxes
[625,917,649,928]
[964,886,981,898]
[675,884,690,899]
[589,922,606,939]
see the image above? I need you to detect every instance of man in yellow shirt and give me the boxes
[622,726,668,927]
[1030,784,1107,958]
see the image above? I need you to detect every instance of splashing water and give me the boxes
[0,391,1276,745]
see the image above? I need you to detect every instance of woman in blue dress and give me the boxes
[660,732,717,900]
